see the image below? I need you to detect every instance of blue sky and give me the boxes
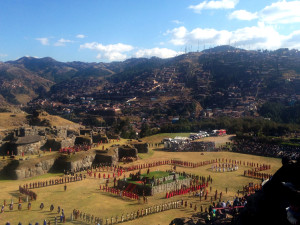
[1,0,300,62]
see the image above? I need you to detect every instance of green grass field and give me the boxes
[0,134,282,225]
[142,171,169,179]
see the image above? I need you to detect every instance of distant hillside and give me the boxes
[202,45,245,53]
[2,46,300,111]
[0,57,125,105]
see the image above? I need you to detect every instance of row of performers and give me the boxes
[87,172,123,179]
[59,144,91,154]
[165,183,208,199]
[87,166,123,174]
[19,186,37,200]
[100,185,139,200]
[243,183,262,194]
[23,176,82,189]
[122,159,214,172]
[59,139,121,154]
[121,158,271,173]
[123,160,171,171]
[171,160,213,168]
[244,170,272,180]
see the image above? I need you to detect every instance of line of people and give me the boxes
[4,202,66,225]
[21,175,82,190]
[59,143,92,154]
[165,183,208,199]
[73,200,182,225]
[120,158,271,174]
[19,186,37,201]
[100,185,139,201]
[244,170,272,180]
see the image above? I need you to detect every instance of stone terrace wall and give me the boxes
[1,157,57,180]
[14,158,56,179]
[15,140,46,155]
[151,178,191,195]
[133,143,149,153]
[118,178,191,196]
[69,154,96,171]
[118,145,138,160]
[44,137,76,151]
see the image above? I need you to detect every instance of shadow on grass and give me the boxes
[8,190,21,199]
[99,192,142,204]
[71,221,90,225]
[152,148,168,152]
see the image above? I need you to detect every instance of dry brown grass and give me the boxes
[0,111,80,131]
[0,112,28,130]
[37,114,77,127]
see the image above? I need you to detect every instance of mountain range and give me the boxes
[1,46,300,109]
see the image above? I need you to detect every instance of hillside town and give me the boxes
[20,48,300,135]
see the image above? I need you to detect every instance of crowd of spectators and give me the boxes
[59,144,92,154]
[232,139,300,160]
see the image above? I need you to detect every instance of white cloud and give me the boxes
[80,42,184,61]
[282,30,300,49]
[97,52,128,61]
[76,34,86,39]
[134,48,183,59]
[80,42,134,61]
[167,26,188,45]
[232,22,282,49]
[229,10,258,21]
[168,26,232,46]
[189,0,239,13]
[0,53,8,58]
[54,38,74,47]
[35,37,49,45]
[80,42,133,52]
[172,20,183,24]
[166,23,300,50]
[260,0,300,24]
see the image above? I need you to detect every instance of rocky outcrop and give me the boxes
[69,154,96,171]
[129,141,149,153]
[95,146,119,165]
[0,150,100,179]
[43,137,75,151]
[14,158,56,179]
[75,136,92,145]
[118,145,138,160]
[1,157,56,180]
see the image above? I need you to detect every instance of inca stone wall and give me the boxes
[61,137,75,148]
[118,145,138,160]
[133,143,149,153]
[92,133,109,144]
[117,177,191,196]
[15,140,46,155]
[14,158,56,179]
[95,154,118,165]
[151,178,191,195]
[95,146,119,165]
[44,137,76,151]
[69,154,97,171]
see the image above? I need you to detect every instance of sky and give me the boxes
[1,0,300,62]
